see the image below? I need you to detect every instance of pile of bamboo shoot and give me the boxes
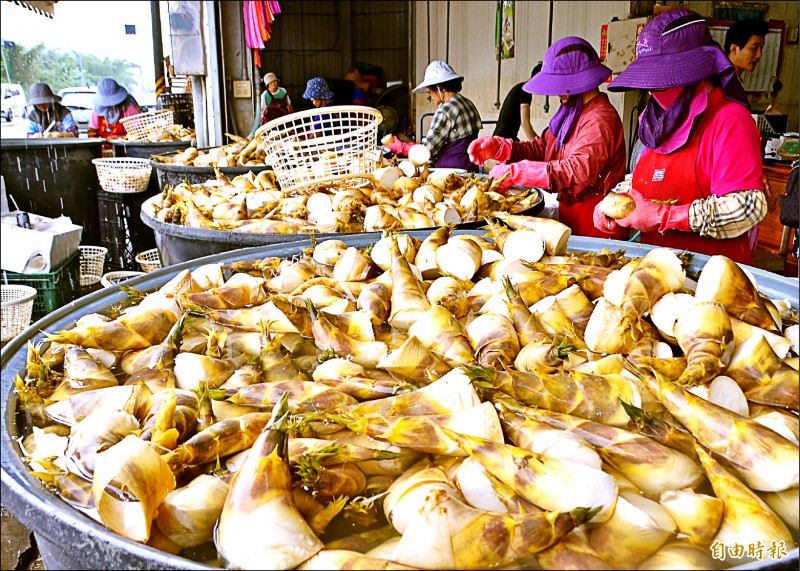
[151,133,267,167]
[149,166,541,235]
[123,124,196,143]
[13,227,799,570]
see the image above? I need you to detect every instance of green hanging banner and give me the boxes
[496,0,515,60]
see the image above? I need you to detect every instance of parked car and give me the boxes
[58,87,97,134]
[1,83,26,122]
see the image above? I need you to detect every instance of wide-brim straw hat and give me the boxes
[93,78,129,107]
[28,83,60,105]
[412,60,464,93]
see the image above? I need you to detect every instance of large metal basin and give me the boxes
[2,233,798,570]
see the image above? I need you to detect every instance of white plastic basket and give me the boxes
[135,248,162,273]
[78,245,108,286]
[92,158,152,193]
[255,105,383,195]
[101,270,145,288]
[120,109,175,142]
[1,284,37,342]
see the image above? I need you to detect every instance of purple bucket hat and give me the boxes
[609,9,735,91]
[524,37,611,96]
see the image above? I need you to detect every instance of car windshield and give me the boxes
[60,92,95,110]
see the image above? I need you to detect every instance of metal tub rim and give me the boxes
[2,232,798,570]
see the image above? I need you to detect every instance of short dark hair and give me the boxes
[725,19,770,54]
[531,62,543,78]
[437,78,463,93]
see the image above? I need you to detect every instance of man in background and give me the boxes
[725,19,773,255]
[725,19,769,81]
[493,63,541,141]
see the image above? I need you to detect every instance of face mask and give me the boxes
[650,86,685,110]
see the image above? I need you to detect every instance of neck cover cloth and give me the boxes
[549,95,584,150]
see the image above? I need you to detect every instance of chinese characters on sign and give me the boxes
[710,540,789,562]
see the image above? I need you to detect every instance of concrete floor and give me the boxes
[1,506,44,570]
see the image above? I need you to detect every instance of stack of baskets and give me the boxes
[78,246,108,286]
[92,158,152,194]
[135,248,162,273]
[1,285,37,343]
[256,105,382,195]
[120,109,175,142]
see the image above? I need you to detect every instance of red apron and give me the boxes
[561,195,627,240]
[632,93,753,265]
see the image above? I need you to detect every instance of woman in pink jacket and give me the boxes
[469,37,627,239]
[592,9,765,266]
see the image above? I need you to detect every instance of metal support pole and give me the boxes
[151,0,166,97]
[445,0,450,62]
[544,0,554,114]
[191,75,207,148]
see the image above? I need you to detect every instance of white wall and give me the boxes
[414,1,632,143]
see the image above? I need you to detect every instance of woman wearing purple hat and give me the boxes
[468,37,626,238]
[593,9,765,266]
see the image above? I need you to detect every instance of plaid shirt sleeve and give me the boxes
[423,94,482,159]
[689,189,767,239]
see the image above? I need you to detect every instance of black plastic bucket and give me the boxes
[112,140,194,195]
[1,233,798,569]
[149,147,272,192]
[0,138,105,245]
[139,189,544,266]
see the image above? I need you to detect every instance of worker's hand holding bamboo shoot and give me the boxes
[384,137,414,157]
[488,160,550,192]
[614,188,691,234]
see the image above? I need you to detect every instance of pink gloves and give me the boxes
[386,139,414,157]
[468,136,513,166]
[489,161,551,192]
[593,202,621,236]
[593,188,691,235]
[488,164,515,191]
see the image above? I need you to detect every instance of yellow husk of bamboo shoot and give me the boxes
[155,473,231,548]
[672,300,734,386]
[695,254,780,332]
[407,304,477,368]
[92,435,176,543]
[637,539,720,570]
[695,445,794,564]
[658,488,724,547]
[588,492,677,570]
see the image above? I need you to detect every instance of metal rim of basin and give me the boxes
[2,231,798,570]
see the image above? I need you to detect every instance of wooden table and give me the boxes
[756,159,797,278]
